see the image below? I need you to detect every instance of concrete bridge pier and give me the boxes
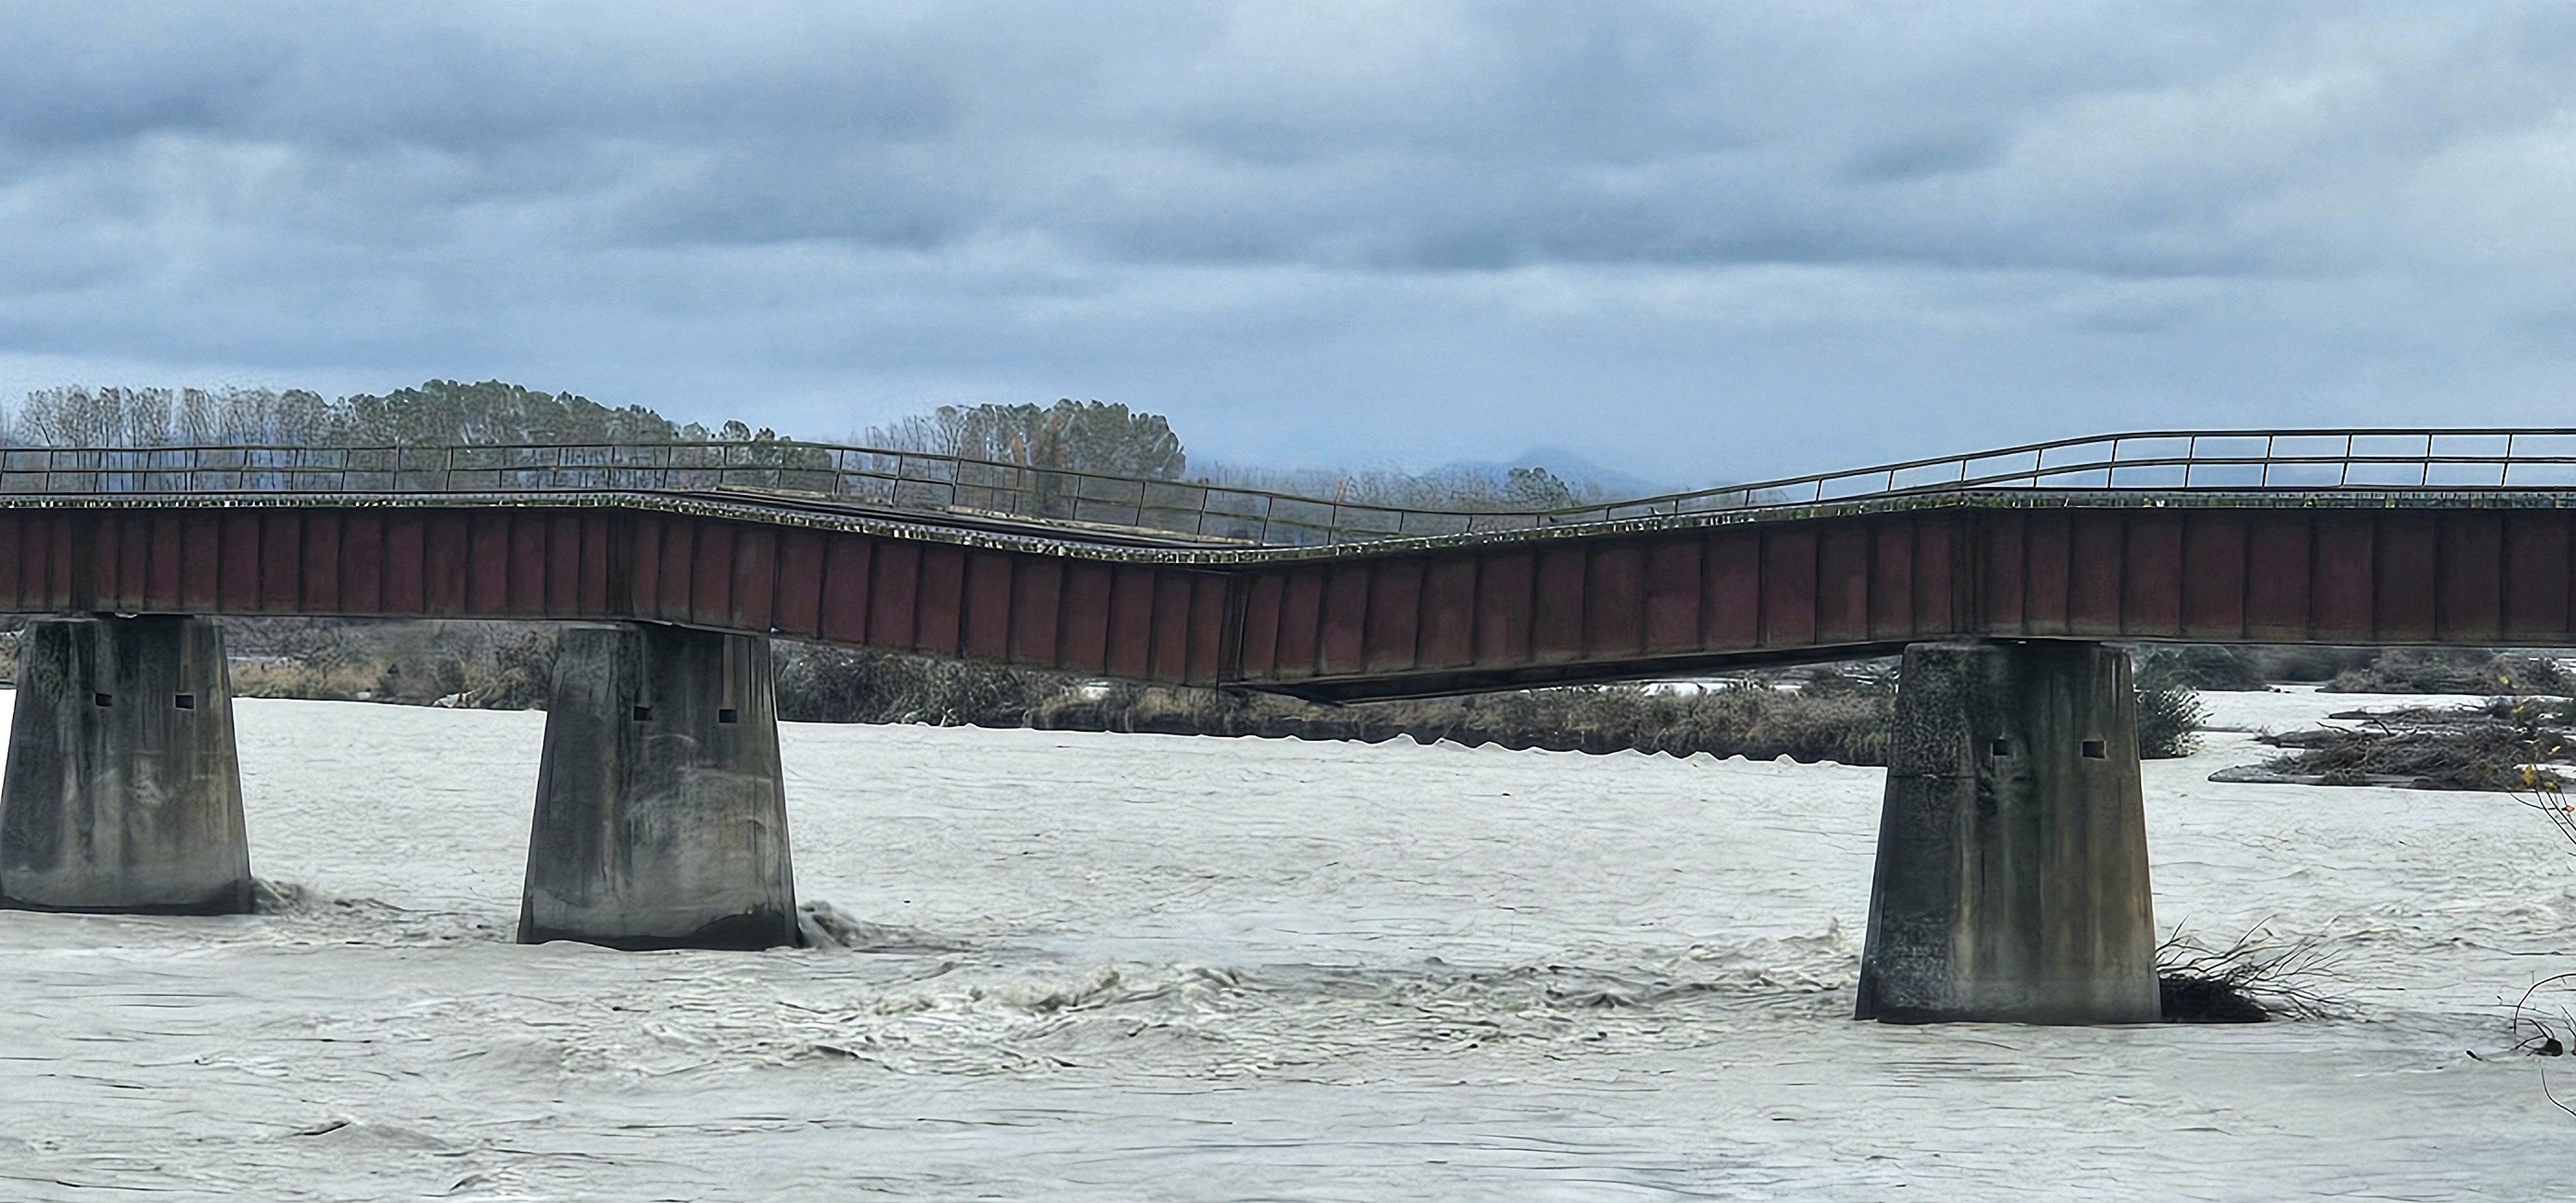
[520,622,797,951]
[1855,640,2160,1024]
[1,614,253,914]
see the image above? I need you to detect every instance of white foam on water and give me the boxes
[0,688,2569,1200]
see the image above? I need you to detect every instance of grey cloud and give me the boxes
[12,1,2561,277]
[2,1,2573,483]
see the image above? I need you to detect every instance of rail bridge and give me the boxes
[6,429,2575,1023]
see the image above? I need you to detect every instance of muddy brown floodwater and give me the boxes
[1,687,2569,1200]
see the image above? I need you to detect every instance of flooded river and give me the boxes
[1,688,2568,1200]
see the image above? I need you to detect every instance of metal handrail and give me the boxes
[6,428,2576,548]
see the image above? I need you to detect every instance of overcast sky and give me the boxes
[3,1,2571,486]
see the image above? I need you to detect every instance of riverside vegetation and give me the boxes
[0,617,2210,764]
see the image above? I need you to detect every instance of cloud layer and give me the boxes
[4,1,2572,483]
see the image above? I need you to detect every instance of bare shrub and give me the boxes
[772,643,1063,726]
[480,628,558,710]
[2157,926,2344,1022]
[228,658,384,701]
[2322,649,2568,696]
[2238,645,2385,683]
[2135,645,2269,692]
[2498,726,2576,1113]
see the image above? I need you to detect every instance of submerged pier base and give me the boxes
[520,622,797,951]
[1855,640,2159,1025]
[1,614,252,914]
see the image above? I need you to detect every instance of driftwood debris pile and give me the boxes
[2224,698,2573,791]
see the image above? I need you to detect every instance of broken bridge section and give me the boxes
[6,433,2576,993]
[6,497,2575,701]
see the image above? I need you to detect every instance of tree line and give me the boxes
[9,379,1613,513]
[5,381,732,449]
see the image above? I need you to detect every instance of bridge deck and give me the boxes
[8,480,2576,699]
[8,430,2576,698]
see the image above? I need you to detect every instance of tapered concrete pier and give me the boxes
[1,614,252,914]
[520,622,797,950]
[1855,640,2160,1024]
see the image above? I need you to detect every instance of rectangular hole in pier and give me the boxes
[1989,738,2010,757]
[632,705,653,722]
[175,694,196,710]
[93,692,113,708]
[2083,739,2107,759]
[718,708,740,725]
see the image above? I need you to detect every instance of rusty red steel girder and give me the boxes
[0,503,1238,689]
[7,491,2576,701]
[1231,498,2576,697]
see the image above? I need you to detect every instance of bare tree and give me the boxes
[860,400,1188,478]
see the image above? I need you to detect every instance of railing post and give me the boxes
[2260,435,2273,488]
[2504,431,2517,487]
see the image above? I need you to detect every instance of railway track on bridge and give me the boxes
[10,427,2576,552]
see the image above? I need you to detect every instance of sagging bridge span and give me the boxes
[6,428,2574,1023]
